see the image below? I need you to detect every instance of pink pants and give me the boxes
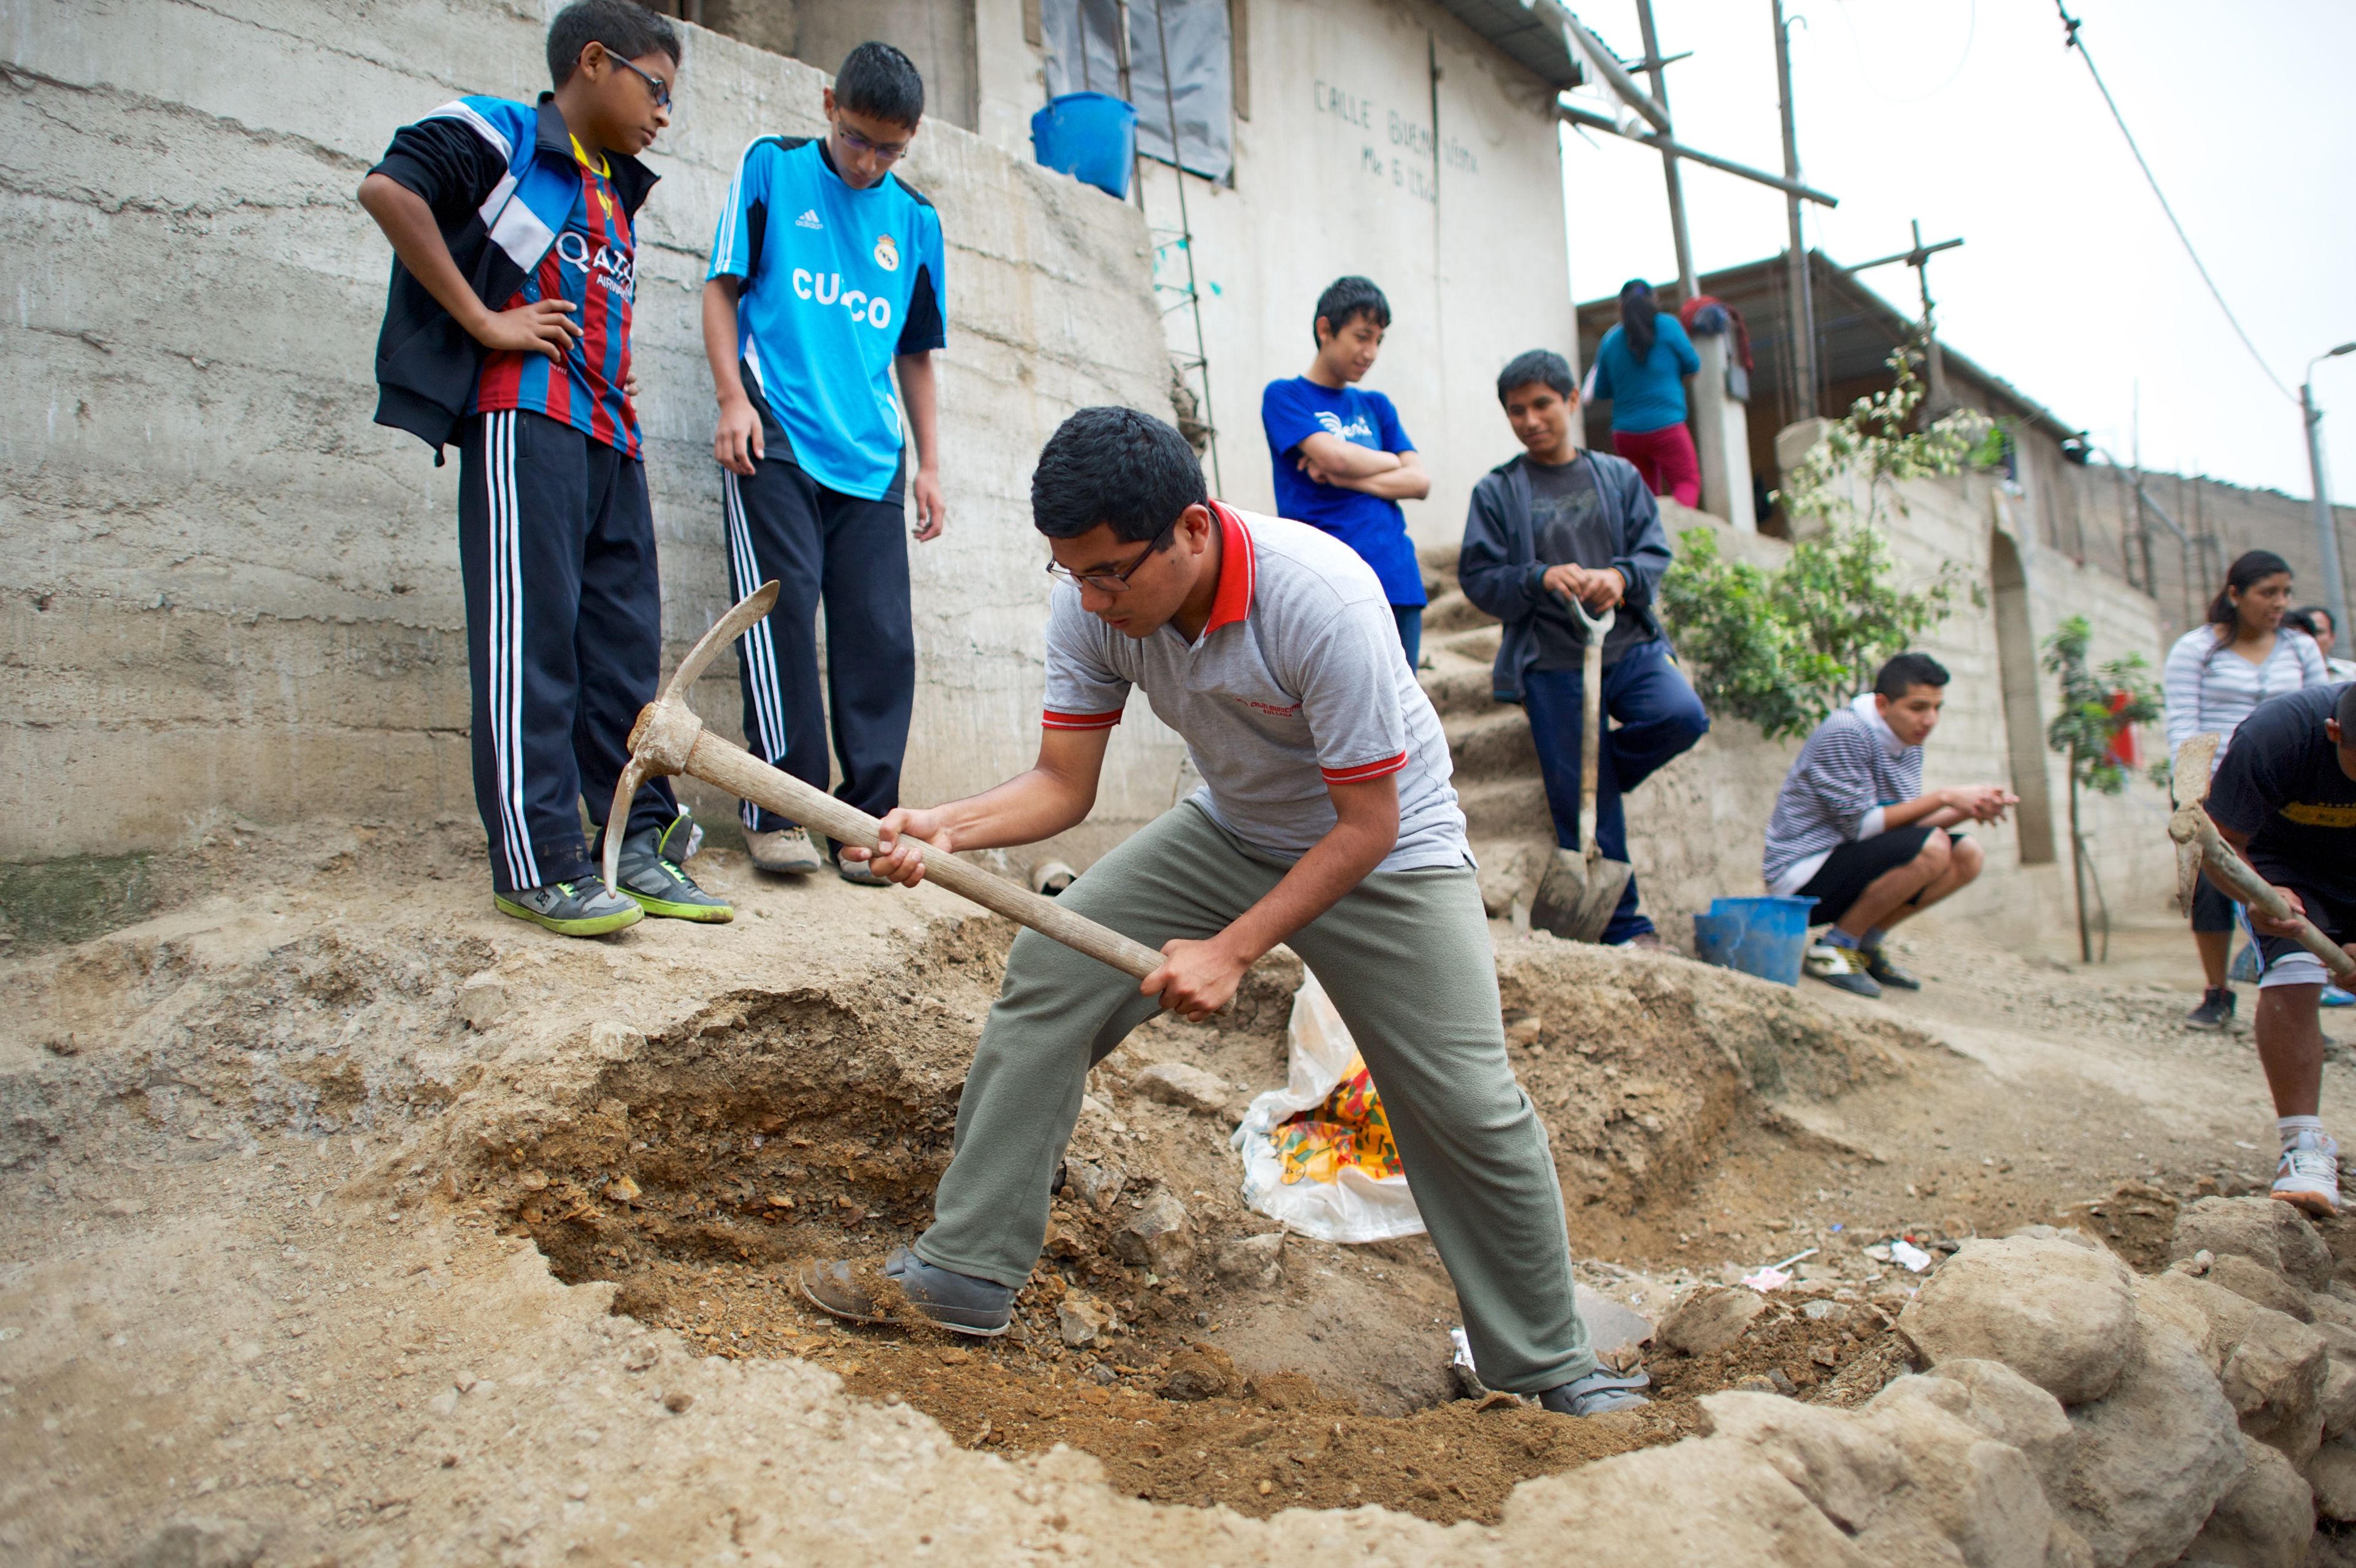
[1611,422,1701,509]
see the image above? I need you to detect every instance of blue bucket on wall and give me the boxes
[1031,92,1138,200]
[1692,896,1819,986]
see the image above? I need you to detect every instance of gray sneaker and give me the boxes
[609,818,734,923]
[745,825,825,875]
[495,878,643,937]
[800,1245,1013,1336]
[1536,1367,1652,1416]
[1804,942,1884,998]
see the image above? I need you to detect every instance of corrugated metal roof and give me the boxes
[1431,0,1588,91]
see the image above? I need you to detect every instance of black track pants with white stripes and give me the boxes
[720,408,914,838]
[458,410,677,895]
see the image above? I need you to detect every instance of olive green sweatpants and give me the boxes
[912,802,1596,1394]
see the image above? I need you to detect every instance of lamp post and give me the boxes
[2303,342,2356,641]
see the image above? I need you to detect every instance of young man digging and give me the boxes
[703,42,949,885]
[358,0,729,935]
[1761,654,2017,997]
[2201,682,2356,1216]
[799,407,1646,1417]
[1458,350,1709,948]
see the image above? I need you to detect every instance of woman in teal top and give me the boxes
[1589,280,1701,507]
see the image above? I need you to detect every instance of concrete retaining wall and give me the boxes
[0,0,1184,870]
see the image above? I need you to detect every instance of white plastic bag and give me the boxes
[1230,971,1426,1242]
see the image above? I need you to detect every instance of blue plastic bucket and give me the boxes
[1031,92,1138,200]
[1691,896,1819,986]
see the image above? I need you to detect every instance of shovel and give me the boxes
[1530,590,1634,943]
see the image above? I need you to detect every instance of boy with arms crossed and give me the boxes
[359,0,729,935]
[803,408,1646,1418]
[704,42,949,883]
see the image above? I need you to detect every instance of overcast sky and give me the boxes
[1558,0,2356,503]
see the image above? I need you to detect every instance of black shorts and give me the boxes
[2250,878,2354,989]
[2189,875,2239,934]
[1795,826,1957,928]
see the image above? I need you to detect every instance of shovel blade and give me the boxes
[1530,847,1634,945]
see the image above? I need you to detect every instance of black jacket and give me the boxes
[367,95,658,456]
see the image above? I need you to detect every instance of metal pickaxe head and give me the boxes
[602,582,781,894]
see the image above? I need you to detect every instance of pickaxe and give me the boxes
[2168,733,2356,983]
[603,583,1165,981]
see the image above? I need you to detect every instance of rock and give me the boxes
[1498,1436,1876,1566]
[2142,1270,2329,1461]
[1506,1015,1545,1044]
[1920,1358,2079,1499]
[2309,1435,2356,1523]
[2176,1433,2313,1568]
[119,1516,268,1568]
[2207,1252,2318,1322]
[1159,1347,1235,1402]
[2169,1197,2332,1294]
[1703,1383,2061,1567]
[1658,1287,1767,1356]
[456,971,507,1031]
[2057,1307,2244,1568]
[2321,1355,2356,1440]
[1064,1159,1125,1214]
[1057,1295,1110,1348]
[1577,1293,1656,1364]
[1112,1188,1195,1275]
[1214,1231,1285,1288]
[1128,1061,1232,1115]
[587,1020,642,1059]
[661,1391,693,1413]
[1897,1233,2136,1406]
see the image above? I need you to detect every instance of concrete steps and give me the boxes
[1416,549,1552,850]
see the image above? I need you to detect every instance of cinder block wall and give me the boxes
[0,0,1184,871]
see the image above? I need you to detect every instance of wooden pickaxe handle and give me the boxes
[605,584,1165,982]
[2167,736,2356,983]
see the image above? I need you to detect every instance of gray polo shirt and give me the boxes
[1043,505,1469,874]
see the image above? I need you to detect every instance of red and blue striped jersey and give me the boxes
[472,144,641,458]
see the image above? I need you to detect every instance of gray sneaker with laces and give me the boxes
[495,878,643,937]
[608,817,734,923]
[1536,1366,1652,1416]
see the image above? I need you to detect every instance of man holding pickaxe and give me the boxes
[799,407,1646,1416]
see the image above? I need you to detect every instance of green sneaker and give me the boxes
[610,818,734,923]
[495,879,644,937]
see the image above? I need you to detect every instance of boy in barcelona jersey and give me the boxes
[702,42,950,884]
[358,0,730,936]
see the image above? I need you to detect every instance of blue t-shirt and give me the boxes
[1259,378,1425,607]
[1590,315,1700,434]
[707,137,947,500]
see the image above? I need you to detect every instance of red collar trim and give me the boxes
[1204,501,1255,634]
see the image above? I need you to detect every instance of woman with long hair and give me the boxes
[1589,279,1702,507]
[2163,549,2328,1029]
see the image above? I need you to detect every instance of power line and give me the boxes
[2055,4,2294,404]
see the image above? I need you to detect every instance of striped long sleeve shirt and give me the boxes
[2162,625,2327,772]
[1761,694,1925,893]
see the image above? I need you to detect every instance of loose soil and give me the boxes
[1,823,2349,1562]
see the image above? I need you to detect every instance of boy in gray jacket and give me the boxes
[1458,350,1708,945]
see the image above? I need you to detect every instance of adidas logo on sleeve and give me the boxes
[795,209,822,229]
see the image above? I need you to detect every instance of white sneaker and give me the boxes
[745,826,824,875]
[2274,1133,2342,1220]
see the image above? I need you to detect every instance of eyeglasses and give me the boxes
[1045,528,1172,593]
[834,119,911,163]
[605,50,673,112]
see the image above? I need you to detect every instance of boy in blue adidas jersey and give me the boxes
[702,42,950,884]
[358,0,730,936]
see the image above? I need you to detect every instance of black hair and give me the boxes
[2206,550,2293,633]
[1312,276,1390,347]
[1619,279,1658,363]
[2338,683,2356,736]
[1496,349,1576,404]
[836,41,925,126]
[547,0,680,86]
[1031,407,1207,544]
[1874,651,1950,701]
[2288,604,2336,640]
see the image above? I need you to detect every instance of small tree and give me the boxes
[1658,339,1989,741]
[2042,615,2163,961]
